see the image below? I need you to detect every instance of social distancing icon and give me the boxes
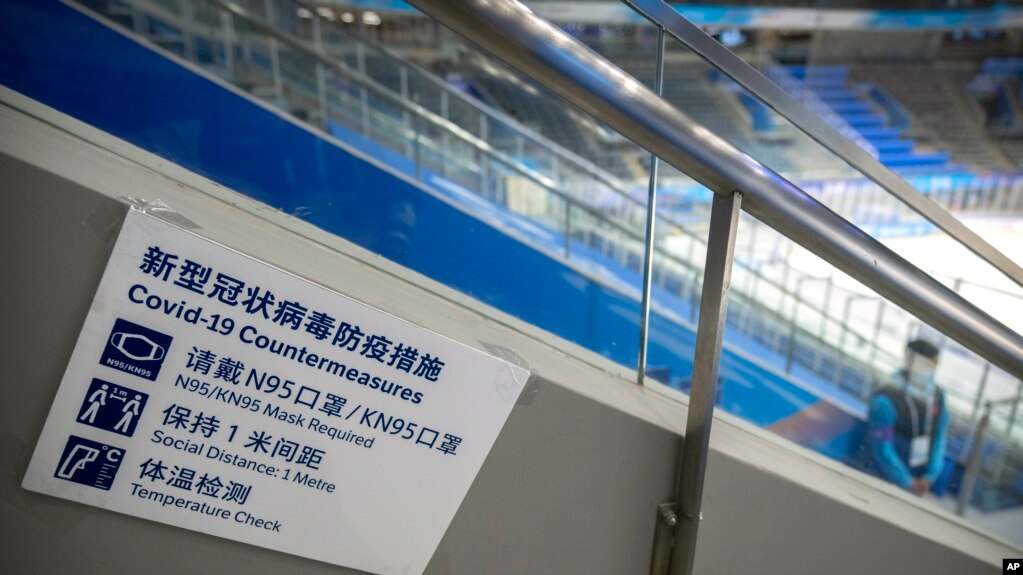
[54,435,125,490]
[77,378,149,437]
[100,318,173,381]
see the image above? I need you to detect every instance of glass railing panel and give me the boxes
[721,232,1023,537]
[287,0,1023,544]
[581,23,1023,308]
[64,0,652,369]
[64,0,1023,542]
[100,0,1020,417]
[559,8,1023,539]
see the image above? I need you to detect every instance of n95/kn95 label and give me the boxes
[23,209,528,575]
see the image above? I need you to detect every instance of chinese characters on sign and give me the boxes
[23,210,528,575]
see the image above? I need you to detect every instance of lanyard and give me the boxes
[903,375,935,437]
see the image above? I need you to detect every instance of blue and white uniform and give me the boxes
[867,370,949,490]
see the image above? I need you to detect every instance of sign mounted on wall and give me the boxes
[23,209,528,575]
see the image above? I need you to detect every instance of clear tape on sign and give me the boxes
[120,198,201,230]
[480,342,535,405]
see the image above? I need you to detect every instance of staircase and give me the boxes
[850,60,1014,172]
[771,64,956,173]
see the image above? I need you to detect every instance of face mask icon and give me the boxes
[110,332,165,362]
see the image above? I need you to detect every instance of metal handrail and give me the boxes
[239,0,995,412]
[106,0,976,390]
[193,0,897,368]
[622,0,1023,291]
[405,0,1023,384]
[260,50,896,381]
[106,2,1023,382]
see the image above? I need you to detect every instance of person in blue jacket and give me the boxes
[867,338,949,495]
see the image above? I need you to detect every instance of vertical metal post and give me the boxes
[942,181,954,212]
[942,181,955,214]
[770,261,791,349]
[315,62,329,128]
[784,319,798,373]
[993,380,1023,483]
[265,0,284,101]
[220,11,235,80]
[356,43,369,134]
[972,179,985,211]
[747,266,762,333]
[129,4,144,35]
[400,67,413,157]
[440,91,450,177]
[240,8,253,65]
[971,363,992,422]
[637,26,666,387]
[670,191,742,575]
[784,275,813,373]
[818,277,834,340]
[180,0,196,62]
[957,403,991,516]
[312,18,327,127]
[479,114,490,196]
[839,294,863,348]
[650,503,678,575]
[868,301,886,363]
[563,199,572,259]
[789,275,806,320]
[953,181,966,211]
[413,94,422,181]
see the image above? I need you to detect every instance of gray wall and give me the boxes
[1,95,1013,574]
[0,136,678,575]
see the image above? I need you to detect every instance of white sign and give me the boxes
[23,209,528,574]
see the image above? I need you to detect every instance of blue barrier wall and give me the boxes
[0,0,866,463]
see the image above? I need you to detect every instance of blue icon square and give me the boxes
[77,379,149,437]
[100,318,172,381]
[54,435,125,491]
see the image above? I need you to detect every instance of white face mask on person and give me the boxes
[906,352,937,391]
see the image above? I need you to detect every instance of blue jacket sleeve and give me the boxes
[924,394,950,484]
[868,396,913,490]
